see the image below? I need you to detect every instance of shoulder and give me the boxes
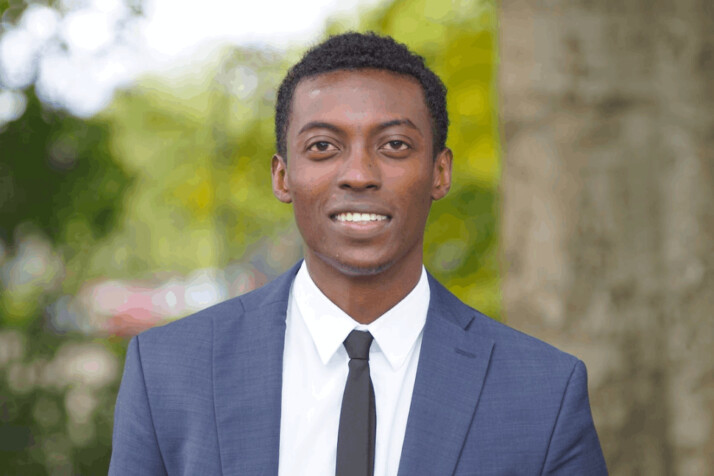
[474,307,578,371]
[430,278,592,431]
[134,261,300,358]
[137,293,243,346]
[429,274,580,377]
[426,278,606,472]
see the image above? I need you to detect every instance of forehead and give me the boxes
[289,69,430,130]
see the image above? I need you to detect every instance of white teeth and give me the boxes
[335,212,388,222]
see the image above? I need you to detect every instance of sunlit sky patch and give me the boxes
[0,0,384,118]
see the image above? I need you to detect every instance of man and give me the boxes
[110,32,607,475]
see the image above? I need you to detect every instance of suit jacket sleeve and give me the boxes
[541,360,608,475]
[109,336,168,476]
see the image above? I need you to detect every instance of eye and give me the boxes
[307,141,337,152]
[381,140,410,151]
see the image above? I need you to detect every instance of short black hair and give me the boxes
[275,31,449,158]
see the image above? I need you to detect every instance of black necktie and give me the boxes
[336,330,376,476]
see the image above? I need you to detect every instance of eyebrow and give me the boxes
[298,121,342,135]
[375,119,421,135]
[297,118,421,136]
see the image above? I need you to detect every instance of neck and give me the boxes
[304,253,424,325]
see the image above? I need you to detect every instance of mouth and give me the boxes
[332,212,390,223]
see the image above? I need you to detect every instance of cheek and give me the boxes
[394,172,434,207]
[291,194,317,222]
[402,190,434,233]
[289,188,327,239]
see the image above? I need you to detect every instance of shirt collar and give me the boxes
[292,261,430,370]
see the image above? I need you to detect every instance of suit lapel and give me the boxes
[211,263,492,475]
[398,274,494,476]
[213,263,300,476]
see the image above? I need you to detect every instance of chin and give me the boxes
[317,252,394,277]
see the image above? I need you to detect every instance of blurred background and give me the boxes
[0,0,711,474]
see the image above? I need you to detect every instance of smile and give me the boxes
[334,212,389,223]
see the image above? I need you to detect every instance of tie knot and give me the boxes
[343,330,373,360]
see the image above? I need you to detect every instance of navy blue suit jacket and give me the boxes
[110,262,607,475]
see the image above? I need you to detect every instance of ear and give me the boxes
[271,154,292,203]
[431,147,452,201]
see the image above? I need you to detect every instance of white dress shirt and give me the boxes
[278,262,430,476]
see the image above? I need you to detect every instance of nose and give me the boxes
[337,146,381,191]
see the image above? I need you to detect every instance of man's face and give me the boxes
[272,69,451,277]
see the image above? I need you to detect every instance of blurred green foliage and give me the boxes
[0,90,132,473]
[0,0,498,473]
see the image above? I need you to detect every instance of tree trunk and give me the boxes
[499,1,714,474]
